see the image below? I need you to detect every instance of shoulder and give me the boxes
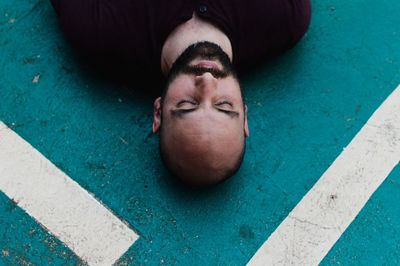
[227,0,311,71]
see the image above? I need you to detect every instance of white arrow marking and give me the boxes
[248,84,400,265]
[0,122,139,265]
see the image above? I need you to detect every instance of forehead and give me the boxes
[162,114,245,159]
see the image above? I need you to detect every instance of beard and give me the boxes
[165,41,238,88]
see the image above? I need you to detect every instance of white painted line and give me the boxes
[248,84,400,265]
[0,122,139,265]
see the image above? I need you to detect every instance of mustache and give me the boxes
[181,65,229,78]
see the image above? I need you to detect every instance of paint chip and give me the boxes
[1,250,10,257]
[32,74,40,83]
[29,229,36,238]
[24,59,34,64]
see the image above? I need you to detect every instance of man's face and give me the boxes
[153,42,249,186]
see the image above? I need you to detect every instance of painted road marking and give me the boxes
[248,84,400,265]
[0,122,139,265]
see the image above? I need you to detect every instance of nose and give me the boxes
[194,72,217,95]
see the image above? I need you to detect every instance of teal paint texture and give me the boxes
[0,0,400,264]
[322,164,400,265]
[0,191,82,264]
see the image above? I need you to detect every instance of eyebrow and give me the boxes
[170,108,239,118]
[170,108,196,117]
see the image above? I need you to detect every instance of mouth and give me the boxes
[194,60,220,70]
[183,59,228,78]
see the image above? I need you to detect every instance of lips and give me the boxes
[195,60,220,70]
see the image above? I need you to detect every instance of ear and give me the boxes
[152,97,162,133]
[244,104,249,137]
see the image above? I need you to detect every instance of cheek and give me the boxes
[166,76,193,100]
[218,80,243,102]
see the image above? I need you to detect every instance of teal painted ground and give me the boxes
[0,0,399,264]
[322,164,400,265]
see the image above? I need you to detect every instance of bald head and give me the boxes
[152,42,249,187]
[159,105,246,186]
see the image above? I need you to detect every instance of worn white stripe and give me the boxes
[248,84,400,265]
[0,122,139,265]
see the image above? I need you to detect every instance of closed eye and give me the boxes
[215,101,233,107]
[177,100,197,107]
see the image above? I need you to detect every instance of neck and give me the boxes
[160,12,233,76]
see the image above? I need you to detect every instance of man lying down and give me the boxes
[50,0,311,187]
